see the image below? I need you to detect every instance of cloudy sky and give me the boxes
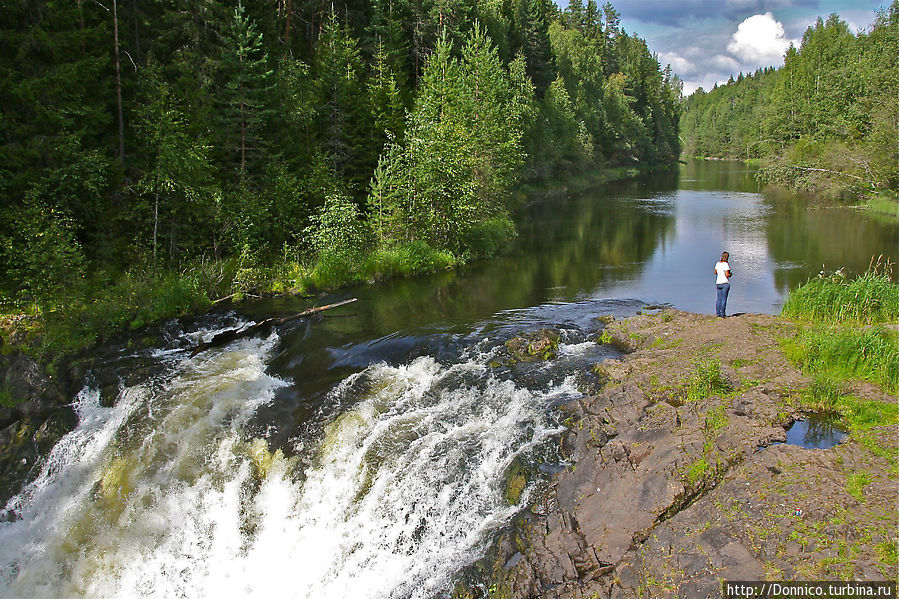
[558,0,888,95]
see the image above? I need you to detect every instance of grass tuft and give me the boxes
[684,357,731,402]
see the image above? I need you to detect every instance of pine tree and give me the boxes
[217,1,274,185]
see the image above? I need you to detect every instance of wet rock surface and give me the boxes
[478,310,898,598]
[0,353,77,506]
[501,329,563,364]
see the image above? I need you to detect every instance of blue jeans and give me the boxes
[716,283,730,317]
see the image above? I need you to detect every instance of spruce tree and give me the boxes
[217,1,274,185]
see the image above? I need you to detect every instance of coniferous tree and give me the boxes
[217,1,274,185]
[312,11,370,188]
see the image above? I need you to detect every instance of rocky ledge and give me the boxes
[468,310,897,598]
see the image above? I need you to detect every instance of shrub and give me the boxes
[460,215,517,258]
[1,197,86,306]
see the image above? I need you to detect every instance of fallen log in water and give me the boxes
[189,298,358,357]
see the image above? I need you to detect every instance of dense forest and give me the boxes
[680,2,898,201]
[0,0,682,349]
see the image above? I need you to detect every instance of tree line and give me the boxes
[0,0,682,313]
[680,3,898,200]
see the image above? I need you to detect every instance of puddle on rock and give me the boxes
[784,414,848,449]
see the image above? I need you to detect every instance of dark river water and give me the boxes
[1,159,895,599]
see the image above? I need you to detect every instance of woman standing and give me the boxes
[714,251,732,317]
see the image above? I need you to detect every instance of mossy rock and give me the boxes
[504,329,561,363]
[504,458,529,505]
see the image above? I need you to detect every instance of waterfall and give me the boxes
[0,328,573,599]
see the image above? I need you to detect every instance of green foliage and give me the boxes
[0,0,684,353]
[681,4,898,200]
[685,457,709,486]
[364,242,457,279]
[863,195,899,222]
[312,11,370,187]
[704,404,728,433]
[382,25,534,254]
[781,264,899,325]
[307,193,370,288]
[796,374,898,433]
[308,194,369,259]
[782,326,898,393]
[20,265,215,358]
[460,216,518,258]
[684,357,731,402]
[845,472,870,502]
[217,1,274,183]
[781,265,899,393]
[1,197,86,305]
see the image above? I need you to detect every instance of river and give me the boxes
[1,160,896,598]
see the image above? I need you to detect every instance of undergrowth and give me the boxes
[781,259,898,393]
[793,374,898,467]
[1,240,462,363]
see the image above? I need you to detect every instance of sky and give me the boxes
[556,0,888,95]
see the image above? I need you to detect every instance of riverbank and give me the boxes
[685,156,899,218]
[0,163,670,375]
[468,308,897,597]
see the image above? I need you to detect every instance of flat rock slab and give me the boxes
[479,310,897,599]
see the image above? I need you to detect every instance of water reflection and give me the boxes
[765,189,898,292]
[785,415,848,450]
[678,159,762,193]
[237,158,898,393]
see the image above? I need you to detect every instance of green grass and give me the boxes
[792,373,898,467]
[684,357,731,402]
[845,472,871,502]
[781,265,899,407]
[1,238,464,361]
[685,457,710,486]
[798,375,898,430]
[781,325,898,393]
[362,241,457,280]
[781,262,898,325]
[861,195,899,222]
[704,404,728,433]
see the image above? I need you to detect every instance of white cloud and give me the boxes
[659,51,696,75]
[726,12,792,63]
[710,54,741,71]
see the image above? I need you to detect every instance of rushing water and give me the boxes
[1,160,896,598]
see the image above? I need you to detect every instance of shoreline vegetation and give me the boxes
[0,164,663,365]
[1,1,683,364]
[684,155,899,221]
[679,3,898,206]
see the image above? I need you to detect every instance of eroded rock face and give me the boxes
[0,353,74,507]
[476,310,898,598]
[0,353,66,424]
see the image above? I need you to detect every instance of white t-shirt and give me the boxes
[715,261,731,284]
